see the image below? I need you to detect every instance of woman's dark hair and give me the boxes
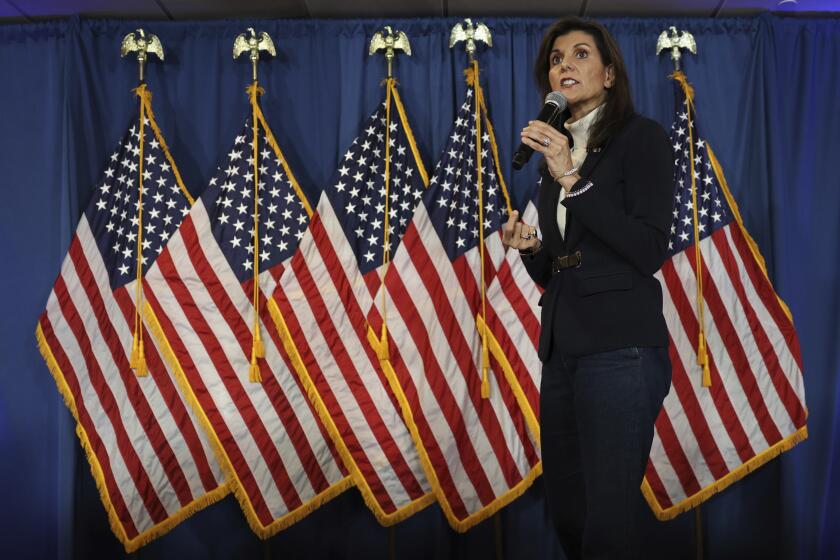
[534,17,634,150]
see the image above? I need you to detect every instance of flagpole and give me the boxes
[695,505,704,560]
[450,19,494,399]
[388,525,397,560]
[493,512,504,560]
[657,26,707,559]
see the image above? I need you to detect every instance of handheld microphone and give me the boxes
[512,91,568,170]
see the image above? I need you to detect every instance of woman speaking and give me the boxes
[502,17,674,560]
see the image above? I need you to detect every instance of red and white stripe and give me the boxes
[380,203,541,526]
[144,201,349,533]
[646,223,807,511]
[273,196,432,521]
[483,200,543,429]
[38,216,226,545]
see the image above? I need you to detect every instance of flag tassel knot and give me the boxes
[253,329,265,359]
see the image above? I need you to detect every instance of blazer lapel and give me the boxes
[564,146,606,248]
[578,146,605,178]
[537,172,564,254]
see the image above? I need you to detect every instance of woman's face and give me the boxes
[547,30,614,117]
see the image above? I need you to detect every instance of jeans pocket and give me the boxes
[578,347,643,390]
[610,346,640,360]
[581,347,642,367]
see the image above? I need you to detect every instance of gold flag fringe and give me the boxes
[369,326,543,531]
[143,303,353,538]
[642,71,809,519]
[261,79,439,526]
[36,323,231,552]
[364,66,544,530]
[465,64,541,442]
[268,301,436,525]
[34,84,227,551]
[643,426,807,520]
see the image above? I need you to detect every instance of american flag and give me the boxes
[378,68,541,529]
[643,74,808,518]
[36,87,227,551]
[483,175,544,439]
[273,80,433,523]
[143,98,351,537]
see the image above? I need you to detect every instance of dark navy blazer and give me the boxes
[520,114,675,360]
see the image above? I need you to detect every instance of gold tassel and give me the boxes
[249,350,262,383]
[135,339,148,377]
[129,332,140,369]
[697,332,711,387]
[377,323,390,363]
[480,344,490,399]
[130,337,148,376]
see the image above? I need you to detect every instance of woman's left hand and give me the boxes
[520,120,579,191]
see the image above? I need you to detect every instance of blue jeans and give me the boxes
[540,345,672,560]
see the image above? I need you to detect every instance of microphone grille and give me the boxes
[545,91,567,111]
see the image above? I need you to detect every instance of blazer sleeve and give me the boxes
[519,246,552,289]
[561,118,673,276]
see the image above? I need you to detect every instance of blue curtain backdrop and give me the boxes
[0,13,838,559]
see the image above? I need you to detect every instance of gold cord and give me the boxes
[377,78,395,364]
[248,82,265,383]
[469,61,491,399]
[130,85,149,376]
[673,71,711,387]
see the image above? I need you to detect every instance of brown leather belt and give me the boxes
[552,251,582,274]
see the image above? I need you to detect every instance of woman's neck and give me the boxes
[568,96,606,123]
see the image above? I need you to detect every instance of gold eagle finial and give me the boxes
[120,29,164,83]
[449,18,492,62]
[656,26,697,72]
[369,26,411,78]
[233,28,277,82]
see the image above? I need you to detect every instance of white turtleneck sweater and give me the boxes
[557,103,603,239]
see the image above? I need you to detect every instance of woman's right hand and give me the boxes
[501,211,540,252]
